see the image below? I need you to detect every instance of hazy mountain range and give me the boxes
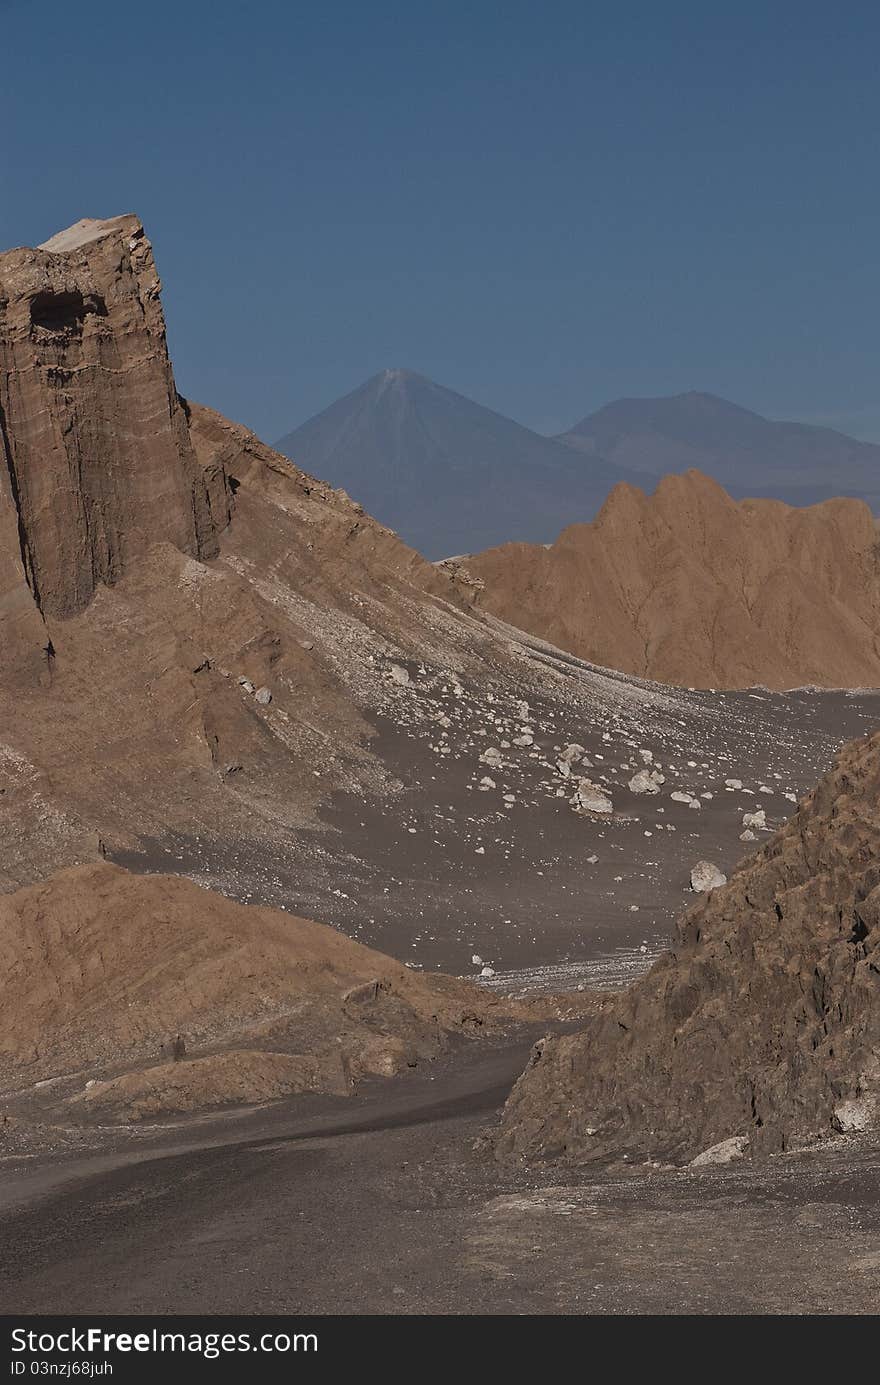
[276,374,880,558]
[558,391,880,503]
[275,369,635,557]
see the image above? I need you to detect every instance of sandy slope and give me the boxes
[0,862,544,1122]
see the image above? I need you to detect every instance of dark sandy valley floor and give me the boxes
[117,660,880,987]
[2,1032,879,1315]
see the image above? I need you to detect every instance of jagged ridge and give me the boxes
[465,469,880,689]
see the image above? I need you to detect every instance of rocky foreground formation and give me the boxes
[495,730,880,1164]
[465,469,880,690]
[0,862,530,1124]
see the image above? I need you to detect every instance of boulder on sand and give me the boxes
[570,779,613,815]
[689,861,727,892]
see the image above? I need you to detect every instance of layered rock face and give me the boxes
[0,216,224,653]
[465,470,880,689]
[496,731,880,1164]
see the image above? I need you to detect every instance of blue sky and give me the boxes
[3,1,879,441]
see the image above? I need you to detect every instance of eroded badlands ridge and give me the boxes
[466,470,880,689]
[496,729,880,1163]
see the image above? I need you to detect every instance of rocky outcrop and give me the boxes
[495,730,880,1163]
[0,216,224,652]
[466,470,880,690]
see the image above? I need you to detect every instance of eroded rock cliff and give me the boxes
[0,216,225,667]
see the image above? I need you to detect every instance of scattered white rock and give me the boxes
[689,1135,749,1167]
[480,966,496,978]
[724,778,743,790]
[254,686,272,705]
[628,768,664,795]
[571,779,613,815]
[690,860,727,892]
[832,1096,877,1134]
[387,663,410,686]
[739,829,757,842]
[742,809,766,829]
[471,954,483,966]
[559,743,585,764]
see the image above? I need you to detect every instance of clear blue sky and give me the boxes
[3,1,879,441]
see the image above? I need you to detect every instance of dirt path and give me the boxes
[2,1034,880,1315]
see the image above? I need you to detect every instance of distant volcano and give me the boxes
[557,390,880,508]
[275,369,634,558]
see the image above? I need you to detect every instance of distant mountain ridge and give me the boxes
[277,377,880,558]
[275,370,636,558]
[557,390,880,508]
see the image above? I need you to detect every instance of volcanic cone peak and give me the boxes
[0,215,230,649]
